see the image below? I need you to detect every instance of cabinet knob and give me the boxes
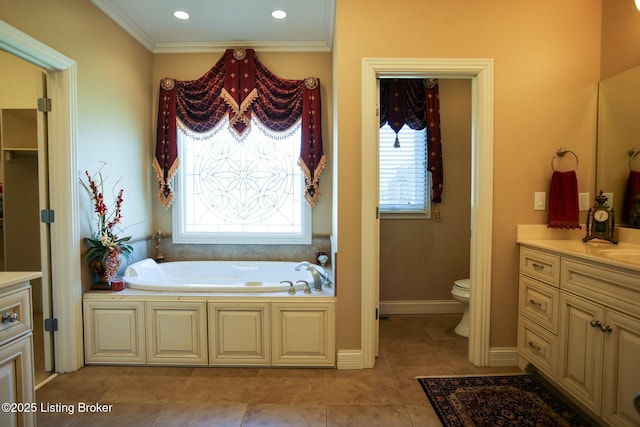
[589,320,601,328]
[2,312,18,323]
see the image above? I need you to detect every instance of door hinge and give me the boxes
[375,308,379,320]
[40,209,55,224]
[44,317,58,332]
[37,97,52,112]
[376,207,379,219]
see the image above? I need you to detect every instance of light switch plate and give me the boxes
[579,193,590,211]
[534,192,546,211]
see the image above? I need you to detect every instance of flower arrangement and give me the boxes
[81,170,132,283]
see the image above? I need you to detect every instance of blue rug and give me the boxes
[417,374,596,426]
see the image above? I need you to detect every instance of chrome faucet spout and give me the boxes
[294,261,323,290]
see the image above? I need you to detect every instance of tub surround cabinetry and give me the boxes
[0,272,40,427]
[83,292,335,368]
[517,226,640,426]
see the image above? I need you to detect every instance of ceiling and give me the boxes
[90,0,336,53]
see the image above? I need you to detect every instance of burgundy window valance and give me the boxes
[154,48,325,209]
[379,78,443,204]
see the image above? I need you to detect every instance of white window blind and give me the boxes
[379,123,429,214]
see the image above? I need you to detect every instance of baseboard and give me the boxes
[488,347,519,367]
[336,350,364,370]
[337,347,518,370]
[379,299,463,315]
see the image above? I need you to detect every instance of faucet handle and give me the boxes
[297,280,311,293]
[281,281,295,294]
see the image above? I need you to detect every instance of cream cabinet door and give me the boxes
[0,333,34,427]
[271,301,335,367]
[83,300,145,364]
[208,301,270,366]
[602,309,640,427]
[558,292,604,415]
[146,301,207,365]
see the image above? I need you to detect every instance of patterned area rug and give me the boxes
[417,374,595,426]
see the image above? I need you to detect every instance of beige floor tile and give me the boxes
[248,376,327,404]
[71,402,167,427]
[101,374,190,403]
[326,374,403,405]
[156,402,247,427]
[327,403,413,427]
[176,376,252,403]
[404,402,444,427]
[242,403,326,427]
[36,373,120,404]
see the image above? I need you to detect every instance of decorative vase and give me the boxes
[89,256,121,290]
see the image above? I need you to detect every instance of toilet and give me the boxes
[451,278,470,337]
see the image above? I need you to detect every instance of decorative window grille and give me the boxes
[173,116,311,244]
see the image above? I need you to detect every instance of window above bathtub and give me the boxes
[172,116,311,244]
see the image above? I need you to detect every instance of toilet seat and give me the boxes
[452,279,470,298]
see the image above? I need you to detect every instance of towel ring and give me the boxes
[630,148,640,172]
[551,148,579,171]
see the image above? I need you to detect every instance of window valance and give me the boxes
[154,48,325,209]
[379,78,443,204]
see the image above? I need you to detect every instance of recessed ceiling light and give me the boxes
[173,10,190,20]
[271,9,287,20]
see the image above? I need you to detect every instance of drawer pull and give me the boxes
[528,299,543,309]
[2,312,18,323]
[590,320,602,329]
[528,341,542,352]
[531,263,545,271]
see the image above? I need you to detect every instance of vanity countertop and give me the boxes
[517,225,640,273]
[0,271,42,291]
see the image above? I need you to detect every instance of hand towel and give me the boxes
[622,171,640,223]
[548,170,581,229]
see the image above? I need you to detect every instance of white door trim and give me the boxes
[0,20,83,372]
[361,58,494,368]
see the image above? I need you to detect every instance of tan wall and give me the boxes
[151,52,333,235]
[601,0,640,79]
[380,79,471,301]
[0,0,154,253]
[334,0,601,349]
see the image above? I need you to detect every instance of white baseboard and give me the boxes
[336,350,364,370]
[336,347,518,370]
[379,299,464,315]
[488,347,519,367]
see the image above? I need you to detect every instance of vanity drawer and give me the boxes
[0,285,32,347]
[519,275,559,333]
[520,248,560,286]
[518,316,557,378]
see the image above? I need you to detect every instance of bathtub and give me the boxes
[123,258,324,293]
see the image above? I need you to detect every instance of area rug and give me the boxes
[417,373,595,426]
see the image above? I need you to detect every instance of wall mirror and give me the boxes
[596,64,640,227]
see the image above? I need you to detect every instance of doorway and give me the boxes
[1,20,84,374]
[361,58,495,368]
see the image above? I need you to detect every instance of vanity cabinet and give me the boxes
[518,245,640,426]
[0,275,38,427]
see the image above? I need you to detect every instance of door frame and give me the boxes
[361,57,494,367]
[1,20,83,373]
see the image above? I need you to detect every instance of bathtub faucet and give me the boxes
[295,261,331,290]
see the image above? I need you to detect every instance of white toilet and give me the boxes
[451,278,470,337]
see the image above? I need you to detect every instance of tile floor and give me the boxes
[35,314,522,426]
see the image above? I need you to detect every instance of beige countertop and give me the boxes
[517,225,640,273]
[0,271,42,291]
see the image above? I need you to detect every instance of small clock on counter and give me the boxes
[583,190,617,244]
